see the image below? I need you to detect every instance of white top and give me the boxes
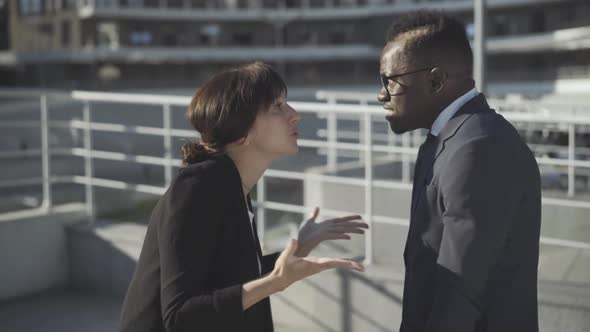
[247,209,262,275]
[430,88,479,136]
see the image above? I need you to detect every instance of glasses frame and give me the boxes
[380,67,435,96]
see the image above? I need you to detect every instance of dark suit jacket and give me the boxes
[118,154,279,332]
[400,94,541,332]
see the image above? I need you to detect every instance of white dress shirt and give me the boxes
[247,209,262,275]
[430,88,479,136]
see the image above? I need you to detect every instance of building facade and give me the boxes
[1,0,589,94]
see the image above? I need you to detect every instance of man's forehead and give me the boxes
[380,41,408,73]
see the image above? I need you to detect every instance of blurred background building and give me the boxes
[0,0,589,96]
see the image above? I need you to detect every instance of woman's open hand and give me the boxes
[295,207,368,257]
[271,239,365,291]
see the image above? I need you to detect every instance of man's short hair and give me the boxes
[387,10,473,72]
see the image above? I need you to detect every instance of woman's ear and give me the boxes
[238,136,249,146]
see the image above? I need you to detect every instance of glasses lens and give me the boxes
[381,76,389,93]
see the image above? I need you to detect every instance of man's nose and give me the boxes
[377,87,390,103]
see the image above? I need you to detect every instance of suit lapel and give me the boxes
[433,93,492,161]
[410,94,492,217]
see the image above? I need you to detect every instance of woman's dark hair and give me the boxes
[182,62,287,166]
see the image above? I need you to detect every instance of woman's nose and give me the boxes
[289,105,301,123]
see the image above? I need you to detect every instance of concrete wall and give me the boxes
[0,217,69,301]
[67,221,144,297]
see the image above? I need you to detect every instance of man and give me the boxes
[378,11,542,332]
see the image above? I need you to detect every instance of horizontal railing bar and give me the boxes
[258,200,590,250]
[0,175,79,188]
[2,89,590,125]
[67,91,590,125]
[0,121,43,128]
[67,120,196,138]
[0,177,44,187]
[316,89,590,109]
[0,89,70,98]
[264,169,414,190]
[542,197,590,209]
[3,144,590,172]
[8,119,588,160]
[538,236,590,250]
[0,149,43,158]
[70,175,166,195]
[69,148,182,166]
[71,90,190,106]
[264,169,367,187]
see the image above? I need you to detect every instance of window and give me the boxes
[129,31,152,45]
[200,24,220,46]
[19,0,42,16]
[62,20,71,47]
[233,32,252,45]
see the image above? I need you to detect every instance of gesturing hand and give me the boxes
[271,239,365,291]
[295,207,369,257]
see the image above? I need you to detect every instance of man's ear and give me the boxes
[429,67,447,94]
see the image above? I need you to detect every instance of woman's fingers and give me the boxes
[309,207,320,220]
[324,224,367,235]
[330,215,363,223]
[330,220,369,228]
[331,227,365,234]
[324,233,351,240]
[306,257,365,272]
[280,239,298,259]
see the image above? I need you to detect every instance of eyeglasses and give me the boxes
[380,67,435,96]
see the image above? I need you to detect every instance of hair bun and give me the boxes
[181,140,217,166]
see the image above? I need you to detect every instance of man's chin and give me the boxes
[386,117,409,134]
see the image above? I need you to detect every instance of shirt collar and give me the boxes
[430,88,479,137]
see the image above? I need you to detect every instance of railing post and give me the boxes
[358,99,368,162]
[256,176,266,250]
[326,96,338,171]
[568,123,576,197]
[40,94,52,212]
[363,111,373,265]
[83,101,95,222]
[387,122,397,159]
[163,104,173,187]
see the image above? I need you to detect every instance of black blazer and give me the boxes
[119,154,279,332]
[401,94,541,332]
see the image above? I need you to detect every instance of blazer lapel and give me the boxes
[246,195,264,261]
[219,154,263,277]
[410,94,492,217]
[433,93,492,161]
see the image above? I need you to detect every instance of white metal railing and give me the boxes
[1,89,590,266]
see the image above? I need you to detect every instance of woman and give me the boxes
[118,62,368,332]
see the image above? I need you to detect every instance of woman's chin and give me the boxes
[287,144,299,156]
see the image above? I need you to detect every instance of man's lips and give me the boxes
[384,108,396,116]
